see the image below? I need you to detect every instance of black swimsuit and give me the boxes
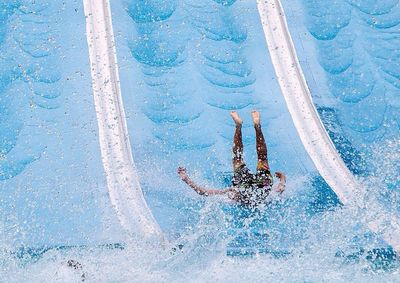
[232,164,273,205]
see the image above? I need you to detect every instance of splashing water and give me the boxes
[2,165,400,282]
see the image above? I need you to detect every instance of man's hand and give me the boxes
[275,171,285,180]
[177,167,189,181]
[274,171,286,193]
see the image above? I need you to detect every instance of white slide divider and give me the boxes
[256,0,400,252]
[83,0,163,242]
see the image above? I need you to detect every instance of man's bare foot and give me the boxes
[251,110,260,125]
[230,111,242,126]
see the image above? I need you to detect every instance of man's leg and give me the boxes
[252,110,270,171]
[230,111,244,171]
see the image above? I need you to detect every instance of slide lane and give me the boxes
[256,0,400,252]
[82,0,163,243]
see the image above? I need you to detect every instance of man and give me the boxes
[178,110,286,206]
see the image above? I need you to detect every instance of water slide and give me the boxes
[82,0,400,252]
[256,0,400,252]
[1,0,400,281]
[82,0,162,243]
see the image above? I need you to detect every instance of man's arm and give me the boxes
[274,171,286,193]
[177,167,234,197]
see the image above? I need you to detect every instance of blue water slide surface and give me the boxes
[0,0,123,248]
